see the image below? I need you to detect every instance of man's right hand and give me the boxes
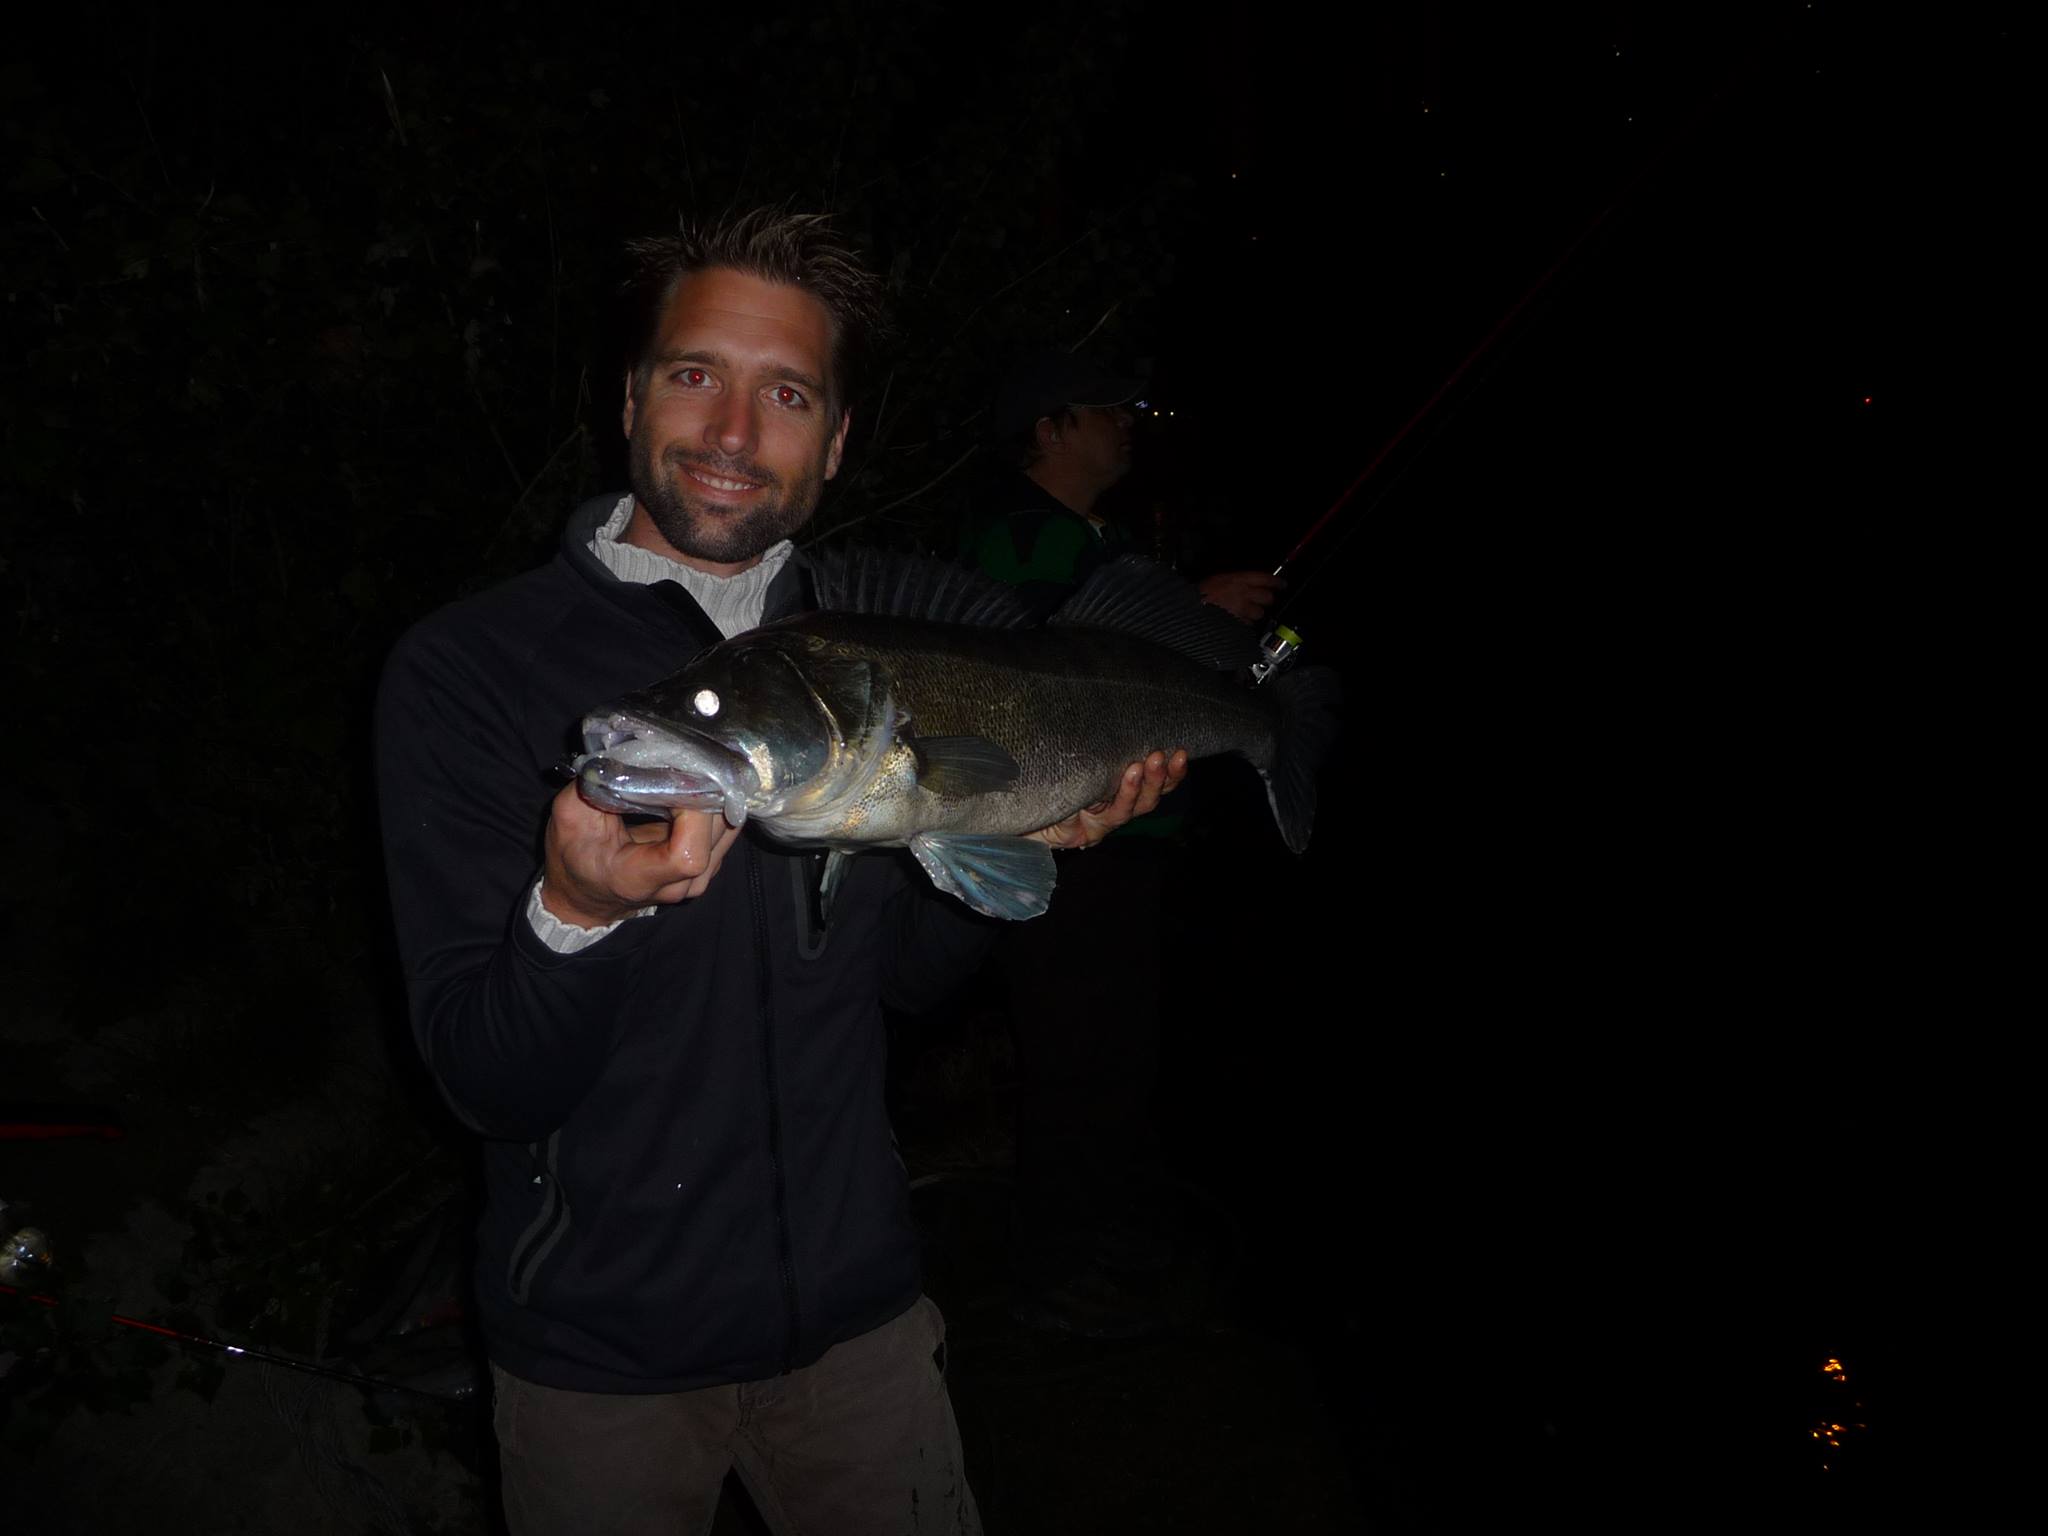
[540,782,741,929]
[1197,569,1286,624]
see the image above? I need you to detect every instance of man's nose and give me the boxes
[705,389,759,457]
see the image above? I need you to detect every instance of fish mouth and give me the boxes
[573,712,759,826]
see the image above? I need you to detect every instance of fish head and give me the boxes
[575,633,885,827]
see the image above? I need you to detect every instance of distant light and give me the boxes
[1862,396,1873,405]
[1135,398,1150,410]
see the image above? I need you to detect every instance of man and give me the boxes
[376,209,1183,1536]
[965,353,1268,1338]
[970,351,1285,621]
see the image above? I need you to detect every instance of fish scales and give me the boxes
[570,551,1338,919]
[792,612,1275,838]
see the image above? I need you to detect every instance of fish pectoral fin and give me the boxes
[908,735,1021,797]
[909,834,1055,921]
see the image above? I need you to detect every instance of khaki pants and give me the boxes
[492,1295,980,1536]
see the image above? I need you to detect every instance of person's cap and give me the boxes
[990,352,1146,442]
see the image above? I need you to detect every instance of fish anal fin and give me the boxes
[909,833,1055,920]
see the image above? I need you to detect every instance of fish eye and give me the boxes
[693,688,720,717]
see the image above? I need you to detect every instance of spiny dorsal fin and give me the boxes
[804,545,1039,629]
[1048,556,1264,670]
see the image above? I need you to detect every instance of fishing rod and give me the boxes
[1245,199,1622,687]
[1,1281,473,1402]
[1251,48,1764,681]
[1269,197,1620,586]
[0,1105,125,1141]
[2,1215,471,1403]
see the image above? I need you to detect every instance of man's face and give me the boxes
[623,267,850,574]
[1054,403,1134,489]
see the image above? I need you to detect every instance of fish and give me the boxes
[573,551,1341,920]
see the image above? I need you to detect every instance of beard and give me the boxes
[627,428,827,567]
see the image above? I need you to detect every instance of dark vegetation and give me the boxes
[4,4,2010,1530]
[1,7,1283,1528]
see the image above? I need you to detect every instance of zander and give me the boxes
[575,553,1340,920]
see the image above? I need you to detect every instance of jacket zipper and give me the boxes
[508,1131,568,1305]
[748,846,803,1372]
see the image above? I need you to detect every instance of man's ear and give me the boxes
[824,408,851,480]
[1032,414,1061,455]
[621,369,640,439]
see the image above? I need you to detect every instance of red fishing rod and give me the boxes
[1258,49,1760,651]
[1269,200,1620,585]
[2,1214,470,1402]
[1,1280,472,1401]
[1245,195,1625,688]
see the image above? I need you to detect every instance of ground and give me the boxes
[3,970,1363,1535]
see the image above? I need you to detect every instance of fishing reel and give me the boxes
[0,1197,54,1287]
[1248,621,1305,685]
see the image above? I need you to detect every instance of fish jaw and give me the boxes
[573,710,760,826]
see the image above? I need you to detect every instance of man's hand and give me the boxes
[540,782,742,929]
[1197,570,1285,624]
[1027,749,1189,851]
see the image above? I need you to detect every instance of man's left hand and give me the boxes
[1027,749,1189,850]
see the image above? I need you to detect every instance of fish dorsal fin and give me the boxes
[910,735,1021,797]
[1047,556,1264,670]
[803,544,1039,629]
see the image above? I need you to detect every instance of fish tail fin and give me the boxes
[1261,666,1343,854]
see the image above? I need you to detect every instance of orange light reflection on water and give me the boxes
[1812,1356,1866,1471]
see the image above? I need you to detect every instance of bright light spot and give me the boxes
[694,689,720,717]
[1862,396,1873,404]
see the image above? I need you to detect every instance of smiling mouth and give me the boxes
[682,464,767,495]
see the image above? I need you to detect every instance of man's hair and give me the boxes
[621,208,887,411]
